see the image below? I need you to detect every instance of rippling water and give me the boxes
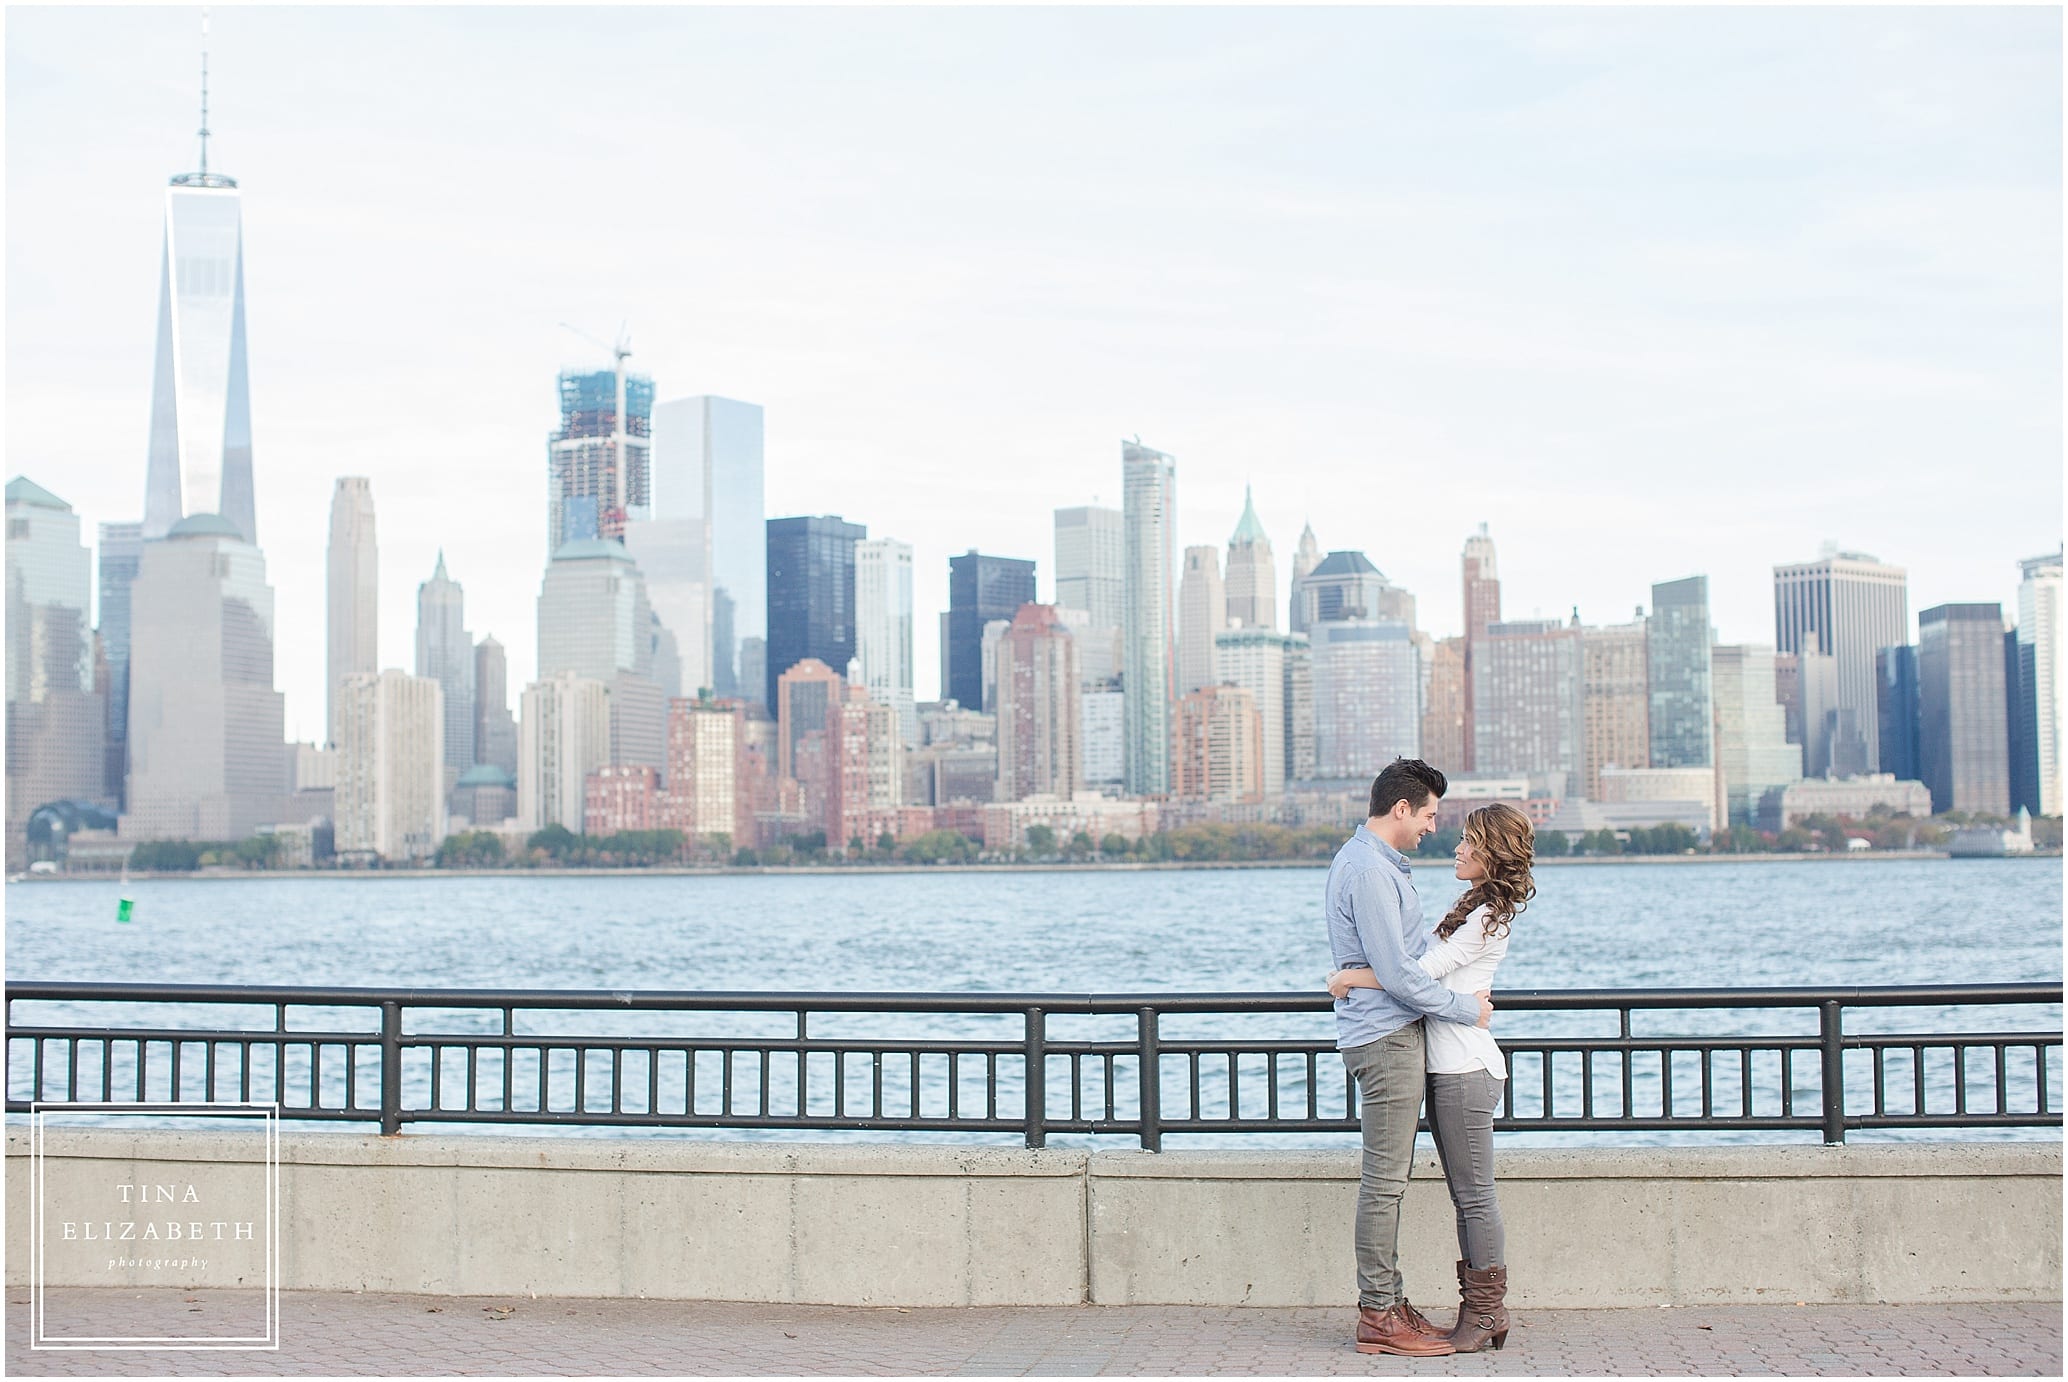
[7,858,2060,1148]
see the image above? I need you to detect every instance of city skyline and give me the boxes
[5,7,2060,742]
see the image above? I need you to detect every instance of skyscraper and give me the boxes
[1286,635,1316,783]
[473,634,518,776]
[1122,440,1177,796]
[1311,620,1421,780]
[1080,688,1126,790]
[6,479,105,865]
[766,516,866,709]
[333,669,444,864]
[415,551,474,786]
[1710,645,1801,826]
[647,611,681,706]
[1472,618,1585,798]
[1288,522,1322,632]
[518,672,610,832]
[536,539,663,772]
[1773,550,1909,772]
[1054,506,1125,631]
[981,618,1013,713]
[1214,628,1301,796]
[1177,545,1226,696]
[547,367,654,550]
[1581,613,1649,800]
[802,682,897,849]
[1875,646,1921,783]
[947,551,1037,712]
[1292,551,1415,631]
[1788,649,1857,778]
[739,638,767,714]
[775,658,881,843]
[2006,629,2042,817]
[1054,608,1121,689]
[325,478,377,748]
[538,542,654,685]
[141,54,258,546]
[776,658,846,784]
[1055,507,1124,694]
[1918,603,2010,816]
[660,698,740,844]
[2016,551,2063,815]
[96,521,144,806]
[624,515,704,697]
[994,604,1081,802]
[1648,576,1714,770]
[1224,487,1276,632]
[124,514,285,840]
[712,590,736,698]
[1420,635,1467,777]
[855,686,903,819]
[638,394,765,699]
[1174,684,1265,804]
[855,538,917,745]
[1460,525,1501,771]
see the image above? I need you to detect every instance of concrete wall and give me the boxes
[7,1131,2057,1306]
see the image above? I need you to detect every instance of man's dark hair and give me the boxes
[1370,758,1447,818]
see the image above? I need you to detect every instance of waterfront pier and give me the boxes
[6,980,2060,1372]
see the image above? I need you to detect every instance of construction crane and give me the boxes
[559,320,632,373]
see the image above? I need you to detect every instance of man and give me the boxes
[1327,757,1493,1357]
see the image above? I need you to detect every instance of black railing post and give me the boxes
[1820,999,1845,1144]
[379,999,403,1136]
[1024,1006,1047,1149]
[1138,1006,1161,1152]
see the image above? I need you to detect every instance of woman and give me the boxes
[1326,800,1534,1353]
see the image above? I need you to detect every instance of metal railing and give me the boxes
[6,982,2060,1148]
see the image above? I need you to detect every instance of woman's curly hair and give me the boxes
[1435,801,1537,941]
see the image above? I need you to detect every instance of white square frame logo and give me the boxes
[29,1101,281,1351]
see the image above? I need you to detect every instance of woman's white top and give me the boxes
[1420,904,1508,1078]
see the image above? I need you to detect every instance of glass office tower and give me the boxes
[141,159,257,543]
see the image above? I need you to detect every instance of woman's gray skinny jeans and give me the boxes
[1425,1067,1507,1268]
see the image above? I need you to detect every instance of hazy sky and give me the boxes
[8,5,2061,742]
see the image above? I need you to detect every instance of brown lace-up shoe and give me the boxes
[1400,1298,1447,1338]
[1355,1303,1457,1356]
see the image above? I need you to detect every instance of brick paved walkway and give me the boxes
[7,1290,2061,1376]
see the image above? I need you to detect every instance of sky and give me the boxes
[7,5,2061,743]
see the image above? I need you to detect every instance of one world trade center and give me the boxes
[140,36,256,545]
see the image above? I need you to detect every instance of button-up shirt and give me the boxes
[1326,824,1482,1049]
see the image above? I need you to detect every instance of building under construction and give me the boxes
[547,369,655,551]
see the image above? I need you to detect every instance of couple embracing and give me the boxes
[1323,757,1536,1356]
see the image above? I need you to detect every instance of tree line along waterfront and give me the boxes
[81,808,2063,875]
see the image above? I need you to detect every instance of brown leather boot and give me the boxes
[1355,1303,1457,1356]
[1448,1262,1510,1352]
[1399,1298,1446,1338]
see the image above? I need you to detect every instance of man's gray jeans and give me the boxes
[1340,1021,1425,1311]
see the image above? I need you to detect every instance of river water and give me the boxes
[6,858,2060,1148]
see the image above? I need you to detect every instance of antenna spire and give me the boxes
[169,9,235,189]
[197,8,211,177]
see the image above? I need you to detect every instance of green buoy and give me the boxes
[116,897,134,924]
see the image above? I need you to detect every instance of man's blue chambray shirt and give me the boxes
[1326,825,1483,1050]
